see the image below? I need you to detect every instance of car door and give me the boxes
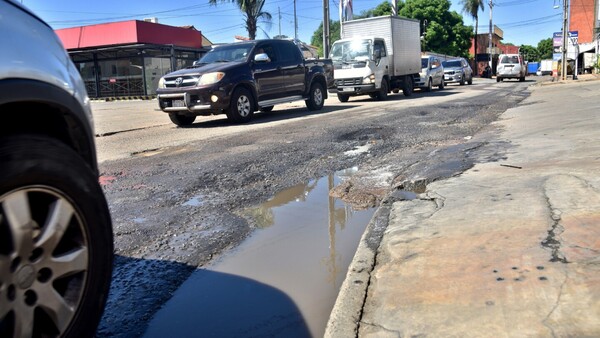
[277,40,306,97]
[252,42,284,101]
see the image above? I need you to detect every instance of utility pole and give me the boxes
[323,0,330,58]
[561,0,569,80]
[488,0,493,70]
[294,0,298,40]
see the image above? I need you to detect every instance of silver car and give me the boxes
[0,1,114,337]
[442,58,473,85]
[417,55,445,91]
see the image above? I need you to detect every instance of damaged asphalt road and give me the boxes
[94,81,531,336]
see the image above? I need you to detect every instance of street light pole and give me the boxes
[561,0,569,80]
[488,0,493,70]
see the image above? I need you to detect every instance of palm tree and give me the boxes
[209,0,272,40]
[460,0,484,73]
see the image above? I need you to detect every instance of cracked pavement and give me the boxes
[326,78,600,337]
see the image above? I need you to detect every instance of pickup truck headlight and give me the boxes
[158,77,166,89]
[199,72,225,85]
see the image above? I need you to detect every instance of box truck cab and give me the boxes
[329,37,391,101]
[328,15,421,102]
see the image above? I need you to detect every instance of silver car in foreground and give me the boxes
[0,1,114,337]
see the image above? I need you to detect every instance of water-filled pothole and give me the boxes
[143,169,376,337]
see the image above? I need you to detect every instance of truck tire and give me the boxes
[376,80,388,101]
[306,82,325,111]
[402,75,414,96]
[226,87,254,123]
[0,135,114,338]
[169,113,196,126]
[337,94,349,102]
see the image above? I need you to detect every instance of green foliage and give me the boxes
[310,20,341,57]
[399,0,472,57]
[209,0,271,40]
[519,45,539,62]
[356,1,396,18]
[537,38,553,60]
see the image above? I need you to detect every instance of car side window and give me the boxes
[278,42,300,63]
[374,40,386,57]
[256,44,277,62]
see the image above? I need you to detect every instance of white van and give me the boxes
[496,54,526,82]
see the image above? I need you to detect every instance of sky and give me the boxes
[23,0,563,47]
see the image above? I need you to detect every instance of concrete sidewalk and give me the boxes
[326,77,600,337]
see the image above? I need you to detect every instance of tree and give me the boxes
[519,45,539,62]
[460,0,484,66]
[209,0,272,40]
[537,38,553,60]
[310,20,340,57]
[399,0,472,57]
[356,1,397,18]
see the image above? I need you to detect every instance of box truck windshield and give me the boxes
[331,39,372,63]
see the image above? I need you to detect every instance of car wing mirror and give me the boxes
[254,53,270,63]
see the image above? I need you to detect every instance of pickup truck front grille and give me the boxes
[163,75,200,88]
[335,78,362,86]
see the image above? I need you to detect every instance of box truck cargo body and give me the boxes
[328,15,422,102]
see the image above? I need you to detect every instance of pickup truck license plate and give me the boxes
[342,87,354,92]
[172,100,185,107]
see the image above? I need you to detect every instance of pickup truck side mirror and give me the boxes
[254,53,270,63]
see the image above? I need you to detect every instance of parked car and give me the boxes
[496,54,527,82]
[0,1,114,337]
[416,55,445,91]
[442,58,473,85]
[157,39,334,125]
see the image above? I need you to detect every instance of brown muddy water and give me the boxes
[143,168,376,337]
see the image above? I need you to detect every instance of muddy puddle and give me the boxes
[143,168,376,337]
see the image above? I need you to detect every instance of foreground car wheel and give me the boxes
[0,135,113,338]
[306,82,325,110]
[226,87,254,123]
[168,113,196,127]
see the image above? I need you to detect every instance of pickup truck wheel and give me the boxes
[306,82,324,111]
[169,113,196,126]
[337,94,349,102]
[376,80,388,101]
[402,75,413,96]
[260,106,274,112]
[226,87,254,123]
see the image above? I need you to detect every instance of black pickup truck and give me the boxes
[156,39,334,125]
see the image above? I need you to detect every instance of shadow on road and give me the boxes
[97,255,310,338]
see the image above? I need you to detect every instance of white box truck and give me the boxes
[328,15,422,102]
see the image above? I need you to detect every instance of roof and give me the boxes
[55,20,204,50]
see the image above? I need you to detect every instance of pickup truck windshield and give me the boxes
[198,43,254,64]
[330,39,372,63]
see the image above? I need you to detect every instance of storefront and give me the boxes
[56,20,210,99]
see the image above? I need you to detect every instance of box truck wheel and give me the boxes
[337,93,349,102]
[402,75,414,96]
[376,80,388,101]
